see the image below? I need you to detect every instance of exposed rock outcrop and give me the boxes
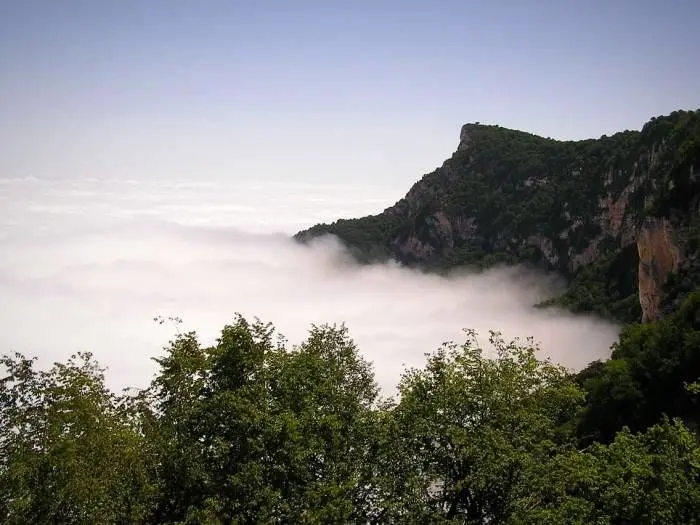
[638,218,680,322]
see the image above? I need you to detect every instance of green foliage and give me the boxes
[379,330,585,522]
[148,315,381,524]
[3,314,700,523]
[295,214,403,264]
[544,244,642,323]
[0,352,155,524]
[578,289,700,444]
[512,418,700,524]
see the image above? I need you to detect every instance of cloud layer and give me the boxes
[0,178,620,394]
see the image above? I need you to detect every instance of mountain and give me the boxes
[295,110,700,324]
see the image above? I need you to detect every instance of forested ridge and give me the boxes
[297,110,700,325]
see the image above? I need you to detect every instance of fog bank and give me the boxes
[0,178,620,393]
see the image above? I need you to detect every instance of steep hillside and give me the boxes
[295,110,700,324]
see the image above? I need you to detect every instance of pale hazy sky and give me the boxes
[1,0,698,185]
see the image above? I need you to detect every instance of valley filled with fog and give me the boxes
[0,177,620,394]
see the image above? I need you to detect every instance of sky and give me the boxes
[1,0,699,186]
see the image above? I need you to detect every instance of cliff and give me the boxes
[296,110,700,324]
[637,218,680,322]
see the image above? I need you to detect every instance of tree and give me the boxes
[147,316,382,524]
[3,314,700,523]
[267,323,381,523]
[147,316,281,523]
[381,330,585,523]
[0,352,154,524]
[578,289,700,443]
[514,419,700,524]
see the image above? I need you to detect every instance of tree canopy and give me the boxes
[2,305,700,524]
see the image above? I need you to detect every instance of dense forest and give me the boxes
[2,295,700,524]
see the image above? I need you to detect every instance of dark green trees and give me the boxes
[578,289,700,444]
[0,352,154,524]
[382,331,584,522]
[2,313,700,523]
[147,316,380,524]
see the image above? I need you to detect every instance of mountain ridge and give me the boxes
[295,109,700,324]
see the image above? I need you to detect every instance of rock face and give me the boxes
[457,125,473,151]
[638,218,680,322]
[296,110,700,323]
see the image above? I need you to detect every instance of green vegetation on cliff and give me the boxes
[296,110,700,324]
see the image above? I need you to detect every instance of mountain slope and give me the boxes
[295,110,700,324]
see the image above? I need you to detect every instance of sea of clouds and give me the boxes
[0,177,620,394]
